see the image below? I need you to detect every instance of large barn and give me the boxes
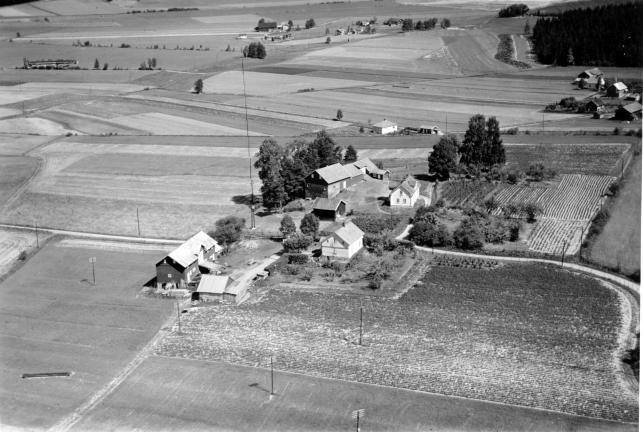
[305,163,363,199]
[155,231,221,288]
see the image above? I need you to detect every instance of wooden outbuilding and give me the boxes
[372,119,398,135]
[156,231,221,289]
[607,82,628,98]
[312,198,347,220]
[353,158,390,180]
[615,102,642,121]
[321,221,364,260]
[194,274,245,303]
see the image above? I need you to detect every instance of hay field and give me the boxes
[0,117,77,135]
[0,156,39,205]
[68,356,634,432]
[0,241,173,431]
[0,135,54,156]
[109,112,266,136]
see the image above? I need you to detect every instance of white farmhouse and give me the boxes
[390,177,420,207]
[321,221,364,260]
[372,119,398,135]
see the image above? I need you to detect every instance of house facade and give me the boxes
[372,119,398,135]
[156,231,221,288]
[321,221,364,260]
[390,177,420,207]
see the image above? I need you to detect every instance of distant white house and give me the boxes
[372,119,398,135]
[321,221,364,260]
[390,177,420,207]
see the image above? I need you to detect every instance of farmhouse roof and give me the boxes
[342,163,363,178]
[579,68,602,77]
[373,119,397,128]
[393,177,419,197]
[353,158,378,171]
[419,124,440,130]
[331,221,363,245]
[168,231,220,269]
[256,21,277,30]
[197,274,233,295]
[313,197,346,211]
[587,97,604,106]
[621,102,642,114]
[610,82,628,91]
[314,163,352,184]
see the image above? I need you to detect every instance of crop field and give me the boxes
[0,117,76,135]
[0,240,173,431]
[538,175,614,220]
[0,134,54,156]
[0,229,41,277]
[590,156,642,274]
[439,180,496,207]
[491,184,549,216]
[0,156,39,205]
[527,219,589,255]
[155,262,637,422]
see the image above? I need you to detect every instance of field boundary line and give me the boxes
[151,354,638,426]
[48,300,187,432]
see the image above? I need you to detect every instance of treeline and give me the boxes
[243,42,266,59]
[498,4,529,18]
[254,131,359,209]
[384,17,451,31]
[532,3,642,66]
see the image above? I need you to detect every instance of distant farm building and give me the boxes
[312,198,347,220]
[353,158,390,180]
[255,21,277,32]
[305,163,363,199]
[615,102,642,121]
[372,119,398,135]
[321,221,364,260]
[390,177,420,207]
[577,68,602,80]
[607,82,628,98]
[155,231,221,288]
[277,22,290,31]
[23,58,78,69]
[194,274,246,304]
[586,98,605,112]
[418,125,444,135]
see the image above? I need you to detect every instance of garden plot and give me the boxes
[528,219,588,255]
[108,112,266,136]
[202,71,373,97]
[155,263,637,422]
[537,174,614,220]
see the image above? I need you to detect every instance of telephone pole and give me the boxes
[136,207,141,237]
[241,57,256,229]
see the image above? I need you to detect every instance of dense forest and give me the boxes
[532,3,642,66]
[498,4,529,17]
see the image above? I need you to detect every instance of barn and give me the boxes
[353,158,390,180]
[155,231,221,289]
[390,177,420,207]
[372,119,398,135]
[312,198,347,220]
[321,221,364,260]
[577,68,602,80]
[607,82,628,98]
[255,21,277,32]
[615,102,642,121]
[305,163,363,199]
[586,98,605,112]
[194,274,246,303]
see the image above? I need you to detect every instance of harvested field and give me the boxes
[0,135,53,156]
[0,117,76,135]
[0,241,173,431]
[155,262,638,422]
[590,156,641,274]
[37,140,259,157]
[0,156,39,205]
[0,229,41,277]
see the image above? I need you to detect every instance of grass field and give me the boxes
[0,240,174,431]
[0,156,39,204]
[68,356,637,432]
[590,156,641,275]
[155,262,638,422]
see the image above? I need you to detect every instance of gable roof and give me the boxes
[373,119,397,128]
[256,21,277,29]
[197,274,233,295]
[610,82,628,91]
[330,221,364,245]
[587,97,604,106]
[353,158,378,171]
[167,231,219,269]
[579,68,602,77]
[313,197,346,211]
[342,163,363,178]
[621,102,642,113]
[392,177,419,197]
[311,163,352,184]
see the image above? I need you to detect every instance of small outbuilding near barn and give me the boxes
[353,158,390,180]
[156,231,221,289]
[321,221,364,260]
[418,125,444,135]
[312,198,347,220]
[607,82,628,98]
[586,98,605,112]
[577,68,602,80]
[194,274,246,303]
[390,177,420,207]
[372,119,398,135]
[615,102,642,121]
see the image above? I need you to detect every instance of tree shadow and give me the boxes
[232,194,256,206]
[413,173,433,182]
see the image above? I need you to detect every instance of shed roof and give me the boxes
[314,163,352,184]
[331,221,364,245]
[197,274,233,295]
[621,102,642,113]
[353,158,378,171]
[373,119,397,128]
[610,82,628,91]
[168,231,220,269]
[313,197,346,211]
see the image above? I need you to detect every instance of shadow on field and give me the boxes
[232,194,255,206]
[248,382,273,395]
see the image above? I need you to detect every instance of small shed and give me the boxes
[321,221,364,260]
[312,198,347,220]
[615,102,642,121]
[372,119,398,135]
[195,274,243,303]
[418,125,444,135]
[607,82,628,98]
[353,158,390,180]
[586,98,605,112]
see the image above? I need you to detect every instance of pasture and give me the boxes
[156,262,638,422]
[69,356,637,432]
[0,240,174,431]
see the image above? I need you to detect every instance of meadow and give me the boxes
[156,262,638,422]
[0,240,174,431]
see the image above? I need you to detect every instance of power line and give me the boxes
[241,57,256,229]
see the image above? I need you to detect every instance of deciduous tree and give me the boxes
[210,216,245,251]
[428,134,459,180]
[300,213,320,238]
[313,130,342,167]
[280,215,297,237]
[343,145,358,163]
[194,78,203,94]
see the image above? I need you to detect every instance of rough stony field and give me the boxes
[156,262,638,422]
[0,240,173,431]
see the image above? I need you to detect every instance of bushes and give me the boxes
[287,253,308,265]
[283,233,313,252]
[453,219,485,250]
[408,220,451,247]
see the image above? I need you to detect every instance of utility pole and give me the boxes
[241,57,256,229]
[359,306,363,346]
[89,257,96,285]
[136,207,141,237]
[560,241,568,267]
[542,111,545,133]
[352,409,365,432]
[176,300,182,334]
[445,112,448,134]
[34,222,39,248]
[270,355,274,396]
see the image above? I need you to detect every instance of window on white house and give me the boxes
[403,199,406,203]
[397,198,400,203]
[168,274,172,278]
